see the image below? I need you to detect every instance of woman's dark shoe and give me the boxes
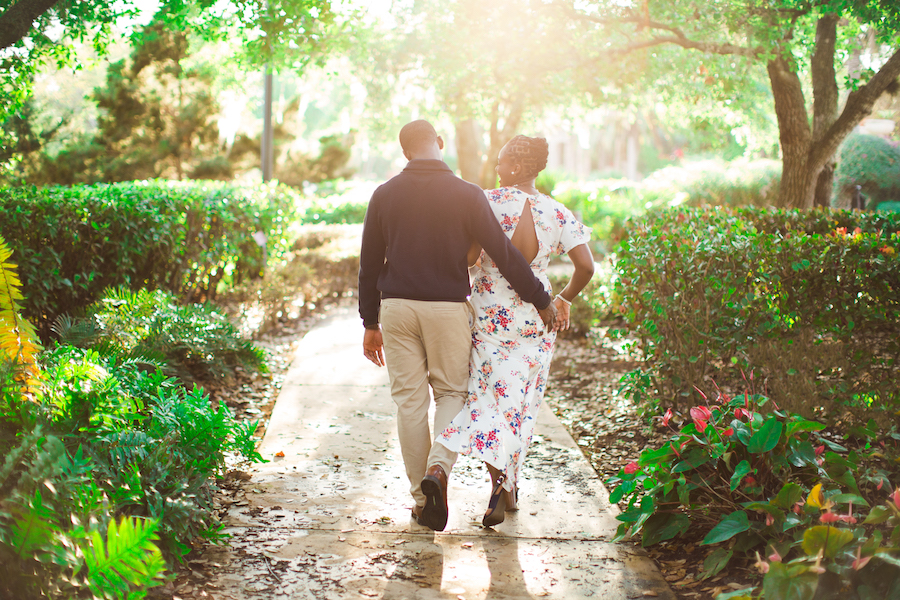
[482,475,508,527]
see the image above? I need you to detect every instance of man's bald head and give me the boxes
[399,120,441,158]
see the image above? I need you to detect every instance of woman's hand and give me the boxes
[553,296,571,331]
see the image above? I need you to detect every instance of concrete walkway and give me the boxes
[201,306,675,600]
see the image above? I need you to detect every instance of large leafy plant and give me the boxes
[608,389,900,599]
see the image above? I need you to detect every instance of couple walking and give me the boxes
[358,120,594,531]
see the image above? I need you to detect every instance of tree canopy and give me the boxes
[557,0,900,208]
[0,0,343,141]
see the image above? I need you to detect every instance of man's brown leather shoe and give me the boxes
[420,465,449,531]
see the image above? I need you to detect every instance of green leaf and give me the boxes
[864,505,891,525]
[642,513,690,547]
[801,525,854,558]
[701,547,733,580]
[786,438,816,467]
[771,482,803,510]
[762,562,818,600]
[672,447,710,473]
[830,493,868,507]
[83,516,166,596]
[747,419,783,454]
[730,460,753,491]
[702,511,750,545]
[785,419,826,437]
[715,589,756,600]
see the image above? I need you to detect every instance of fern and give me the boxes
[83,516,166,598]
[3,489,58,560]
[0,234,41,382]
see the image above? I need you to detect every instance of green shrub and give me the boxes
[0,180,300,340]
[614,207,900,421]
[833,134,900,210]
[608,391,900,599]
[54,287,266,384]
[0,254,265,597]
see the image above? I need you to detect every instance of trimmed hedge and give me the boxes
[615,206,900,422]
[0,180,299,339]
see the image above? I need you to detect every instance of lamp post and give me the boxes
[262,69,274,182]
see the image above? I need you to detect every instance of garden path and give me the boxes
[193,306,675,600]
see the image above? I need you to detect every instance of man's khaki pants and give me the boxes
[380,298,471,507]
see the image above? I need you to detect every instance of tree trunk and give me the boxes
[768,55,815,208]
[478,98,524,189]
[811,14,839,207]
[455,119,482,184]
[0,0,60,51]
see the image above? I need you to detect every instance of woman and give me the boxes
[436,135,594,527]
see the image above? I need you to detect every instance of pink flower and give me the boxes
[768,548,782,563]
[815,445,825,456]
[852,546,872,571]
[890,488,900,509]
[690,406,712,432]
[877,478,884,490]
[765,513,774,527]
[735,408,752,420]
[624,462,639,475]
[661,408,673,427]
[753,552,769,574]
[820,511,840,523]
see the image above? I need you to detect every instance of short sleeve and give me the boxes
[553,203,591,255]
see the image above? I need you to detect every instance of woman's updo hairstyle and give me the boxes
[506,135,549,179]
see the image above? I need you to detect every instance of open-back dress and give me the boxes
[436,187,591,490]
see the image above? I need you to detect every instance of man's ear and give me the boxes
[437,135,444,150]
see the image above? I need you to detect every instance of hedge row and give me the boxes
[615,206,900,422]
[0,180,300,339]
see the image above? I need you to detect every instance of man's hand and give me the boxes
[537,301,558,332]
[363,328,385,367]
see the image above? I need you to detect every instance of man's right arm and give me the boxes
[358,196,386,328]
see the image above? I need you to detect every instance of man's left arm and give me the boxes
[359,196,387,365]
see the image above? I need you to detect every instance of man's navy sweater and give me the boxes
[358,159,551,328]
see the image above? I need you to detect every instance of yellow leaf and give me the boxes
[807,484,824,509]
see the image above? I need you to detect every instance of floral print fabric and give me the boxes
[437,187,591,490]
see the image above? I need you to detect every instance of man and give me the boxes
[358,120,556,531]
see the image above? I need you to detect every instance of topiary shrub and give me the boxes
[833,134,900,210]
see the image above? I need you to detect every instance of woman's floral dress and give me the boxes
[436,187,591,490]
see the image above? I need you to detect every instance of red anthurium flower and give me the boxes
[815,445,825,456]
[890,488,900,509]
[768,548,782,563]
[744,476,757,486]
[820,511,840,523]
[661,408,673,427]
[691,406,712,421]
[735,408,752,420]
[722,427,734,436]
[853,546,872,571]
[624,461,639,474]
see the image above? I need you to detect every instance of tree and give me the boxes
[0,0,343,157]
[557,0,900,208]
[354,0,590,188]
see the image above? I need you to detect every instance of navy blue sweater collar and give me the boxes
[402,159,453,173]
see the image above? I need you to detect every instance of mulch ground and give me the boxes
[180,304,760,600]
[545,326,760,599]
